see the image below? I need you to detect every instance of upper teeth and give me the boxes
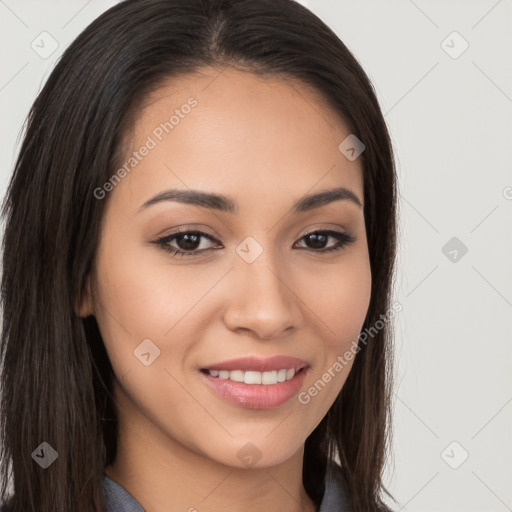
[207,368,297,385]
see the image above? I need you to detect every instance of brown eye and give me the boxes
[294,230,356,253]
[154,230,220,257]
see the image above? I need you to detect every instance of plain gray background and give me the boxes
[1,1,511,511]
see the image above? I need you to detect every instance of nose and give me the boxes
[222,248,303,340]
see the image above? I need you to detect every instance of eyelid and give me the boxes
[152,225,222,245]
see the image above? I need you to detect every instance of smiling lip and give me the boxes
[200,355,308,372]
[199,355,310,410]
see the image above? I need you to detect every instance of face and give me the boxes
[81,68,372,468]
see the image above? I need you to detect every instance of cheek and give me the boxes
[332,268,372,345]
[302,252,372,347]
[93,227,198,334]
[329,264,371,367]
[296,254,371,408]
[91,232,227,381]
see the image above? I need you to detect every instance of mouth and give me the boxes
[198,356,310,409]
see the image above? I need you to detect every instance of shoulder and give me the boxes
[103,473,145,512]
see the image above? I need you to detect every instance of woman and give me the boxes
[0,0,399,511]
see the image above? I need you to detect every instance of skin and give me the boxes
[79,67,372,512]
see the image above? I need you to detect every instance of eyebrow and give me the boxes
[138,186,363,214]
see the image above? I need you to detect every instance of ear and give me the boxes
[75,275,95,318]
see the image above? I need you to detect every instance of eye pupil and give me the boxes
[306,233,328,249]
[177,233,201,251]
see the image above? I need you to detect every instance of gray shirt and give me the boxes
[103,470,351,511]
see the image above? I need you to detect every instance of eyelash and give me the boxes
[152,228,356,258]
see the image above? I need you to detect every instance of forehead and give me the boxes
[115,67,364,210]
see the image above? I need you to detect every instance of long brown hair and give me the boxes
[0,1,399,511]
